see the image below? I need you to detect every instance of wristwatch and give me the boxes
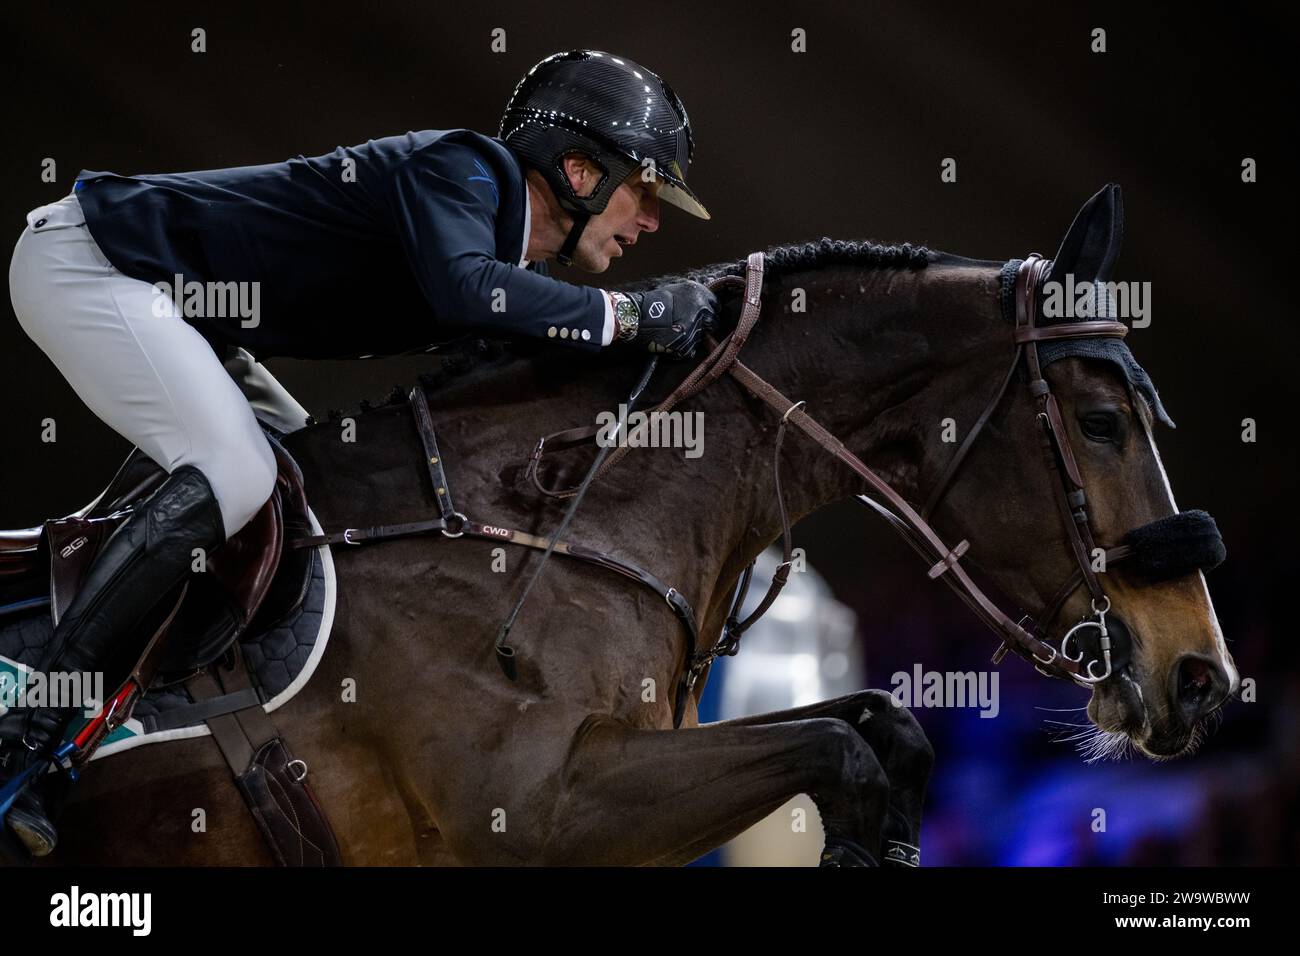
[612,293,640,342]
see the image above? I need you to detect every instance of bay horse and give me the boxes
[36,184,1235,865]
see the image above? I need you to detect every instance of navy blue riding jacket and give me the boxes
[73,129,607,359]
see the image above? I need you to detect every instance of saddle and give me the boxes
[0,429,340,866]
[0,430,314,675]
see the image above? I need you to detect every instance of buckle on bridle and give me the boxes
[342,528,362,545]
[716,620,742,657]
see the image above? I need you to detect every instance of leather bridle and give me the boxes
[898,253,1133,683]
[528,252,1134,686]
[292,249,1217,728]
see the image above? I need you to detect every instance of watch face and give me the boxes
[615,297,639,339]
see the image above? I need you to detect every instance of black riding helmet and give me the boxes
[499,49,710,265]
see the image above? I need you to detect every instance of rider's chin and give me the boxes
[577,248,611,274]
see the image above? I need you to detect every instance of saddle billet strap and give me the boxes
[529,255,763,499]
[188,648,342,866]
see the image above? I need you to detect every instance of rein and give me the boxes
[523,252,1132,685]
[289,248,1220,729]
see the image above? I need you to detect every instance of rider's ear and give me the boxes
[1047,183,1124,285]
[561,153,605,200]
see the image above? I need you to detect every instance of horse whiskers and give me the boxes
[1082,727,1133,763]
[1179,711,1220,755]
[1043,717,1133,762]
[1042,720,1096,744]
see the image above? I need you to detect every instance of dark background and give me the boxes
[2,1,1294,864]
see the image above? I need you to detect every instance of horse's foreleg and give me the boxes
[534,713,890,866]
[709,689,934,866]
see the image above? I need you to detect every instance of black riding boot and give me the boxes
[0,464,226,856]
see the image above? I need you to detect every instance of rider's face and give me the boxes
[568,168,661,274]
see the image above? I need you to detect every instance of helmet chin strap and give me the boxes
[556,209,590,266]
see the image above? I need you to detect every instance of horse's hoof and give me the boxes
[819,837,877,867]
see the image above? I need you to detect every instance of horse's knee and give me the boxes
[814,718,889,799]
[855,690,935,782]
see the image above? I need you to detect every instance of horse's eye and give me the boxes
[1080,413,1119,442]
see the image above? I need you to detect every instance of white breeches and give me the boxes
[8,192,308,540]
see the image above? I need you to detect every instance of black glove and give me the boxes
[612,281,717,359]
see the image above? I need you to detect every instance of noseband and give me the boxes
[301,249,1226,733]
[908,254,1223,683]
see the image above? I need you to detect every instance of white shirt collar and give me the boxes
[519,188,532,267]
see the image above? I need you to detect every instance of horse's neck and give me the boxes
[287,258,1006,637]
[683,260,1007,604]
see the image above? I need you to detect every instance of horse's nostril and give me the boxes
[1174,656,1226,720]
[1181,657,1211,692]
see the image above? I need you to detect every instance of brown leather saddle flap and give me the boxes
[4,430,313,674]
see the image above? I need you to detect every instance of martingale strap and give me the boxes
[520,252,1131,685]
[526,255,763,499]
[493,355,662,684]
[290,247,1150,729]
[287,384,704,728]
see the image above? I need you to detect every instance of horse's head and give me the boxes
[931,185,1235,760]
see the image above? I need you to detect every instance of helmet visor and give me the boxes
[658,178,710,220]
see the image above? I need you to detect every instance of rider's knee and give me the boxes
[198,437,278,540]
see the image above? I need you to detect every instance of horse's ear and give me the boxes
[1047,183,1124,284]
